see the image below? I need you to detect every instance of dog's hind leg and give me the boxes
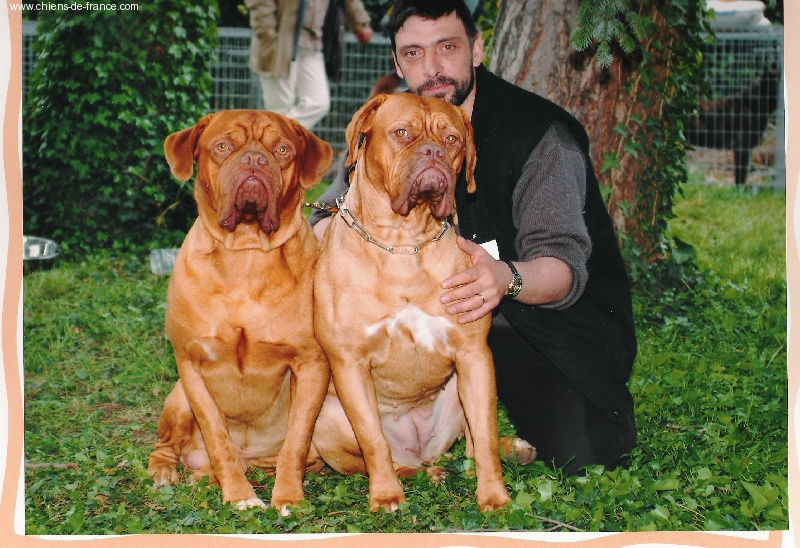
[313,392,371,475]
[148,379,209,487]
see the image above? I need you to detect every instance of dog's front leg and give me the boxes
[454,344,511,511]
[330,356,405,512]
[271,349,330,514]
[180,341,266,509]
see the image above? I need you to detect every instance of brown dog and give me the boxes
[312,93,523,512]
[147,110,333,512]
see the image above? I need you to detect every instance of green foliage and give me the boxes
[571,0,647,69]
[762,0,784,24]
[476,1,501,63]
[629,185,787,531]
[23,185,786,533]
[572,0,713,279]
[23,1,219,256]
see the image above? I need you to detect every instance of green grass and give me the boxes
[22,183,787,533]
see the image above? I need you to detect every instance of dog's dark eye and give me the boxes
[216,143,228,151]
[446,135,457,144]
[395,129,408,138]
[277,145,288,154]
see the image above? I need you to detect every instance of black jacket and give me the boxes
[457,65,637,423]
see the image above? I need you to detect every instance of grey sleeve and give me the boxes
[512,122,592,310]
[308,155,350,225]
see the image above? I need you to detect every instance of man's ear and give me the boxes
[164,114,214,181]
[345,94,389,167]
[471,33,484,67]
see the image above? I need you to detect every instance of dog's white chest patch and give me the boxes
[366,305,452,352]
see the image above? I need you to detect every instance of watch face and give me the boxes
[509,276,522,297]
[504,260,522,297]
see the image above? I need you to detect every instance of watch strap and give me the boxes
[504,260,523,298]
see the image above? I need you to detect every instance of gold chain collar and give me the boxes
[336,192,450,255]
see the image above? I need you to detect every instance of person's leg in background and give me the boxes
[259,59,298,117]
[291,49,330,129]
[258,50,330,129]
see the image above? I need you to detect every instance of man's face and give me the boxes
[392,13,484,107]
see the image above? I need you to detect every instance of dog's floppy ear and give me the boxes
[460,106,477,194]
[164,114,214,181]
[345,93,390,167]
[291,120,334,190]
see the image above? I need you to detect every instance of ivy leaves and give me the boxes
[23,2,219,255]
[569,0,712,273]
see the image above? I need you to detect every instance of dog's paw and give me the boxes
[477,483,512,511]
[369,480,406,512]
[270,489,304,517]
[368,474,406,512]
[234,497,268,511]
[499,436,537,465]
[148,465,179,487]
[187,467,218,486]
[369,490,406,513]
[426,466,448,484]
[478,492,512,511]
[271,501,296,517]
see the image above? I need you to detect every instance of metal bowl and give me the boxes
[23,236,61,261]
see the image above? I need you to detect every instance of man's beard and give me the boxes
[413,69,475,106]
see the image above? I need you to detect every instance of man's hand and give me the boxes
[355,27,374,44]
[441,236,575,323]
[441,236,512,324]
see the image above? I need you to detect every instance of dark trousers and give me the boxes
[489,322,636,475]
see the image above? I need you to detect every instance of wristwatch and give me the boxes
[504,260,523,298]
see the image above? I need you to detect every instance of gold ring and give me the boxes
[477,293,486,304]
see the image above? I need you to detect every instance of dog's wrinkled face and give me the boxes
[206,114,293,233]
[346,94,476,220]
[165,110,332,235]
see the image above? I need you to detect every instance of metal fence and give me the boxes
[687,26,785,188]
[22,24,785,187]
[22,20,38,102]
[209,27,394,154]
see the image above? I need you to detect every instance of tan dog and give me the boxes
[312,93,522,512]
[147,110,333,512]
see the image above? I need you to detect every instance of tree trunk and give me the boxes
[490,0,674,260]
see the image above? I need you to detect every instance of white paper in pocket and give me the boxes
[480,239,500,260]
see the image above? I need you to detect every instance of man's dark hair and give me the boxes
[387,0,479,52]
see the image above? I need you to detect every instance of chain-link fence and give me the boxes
[22,24,785,188]
[22,20,38,102]
[210,29,394,154]
[687,26,784,188]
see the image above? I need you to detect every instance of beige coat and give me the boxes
[247,0,371,79]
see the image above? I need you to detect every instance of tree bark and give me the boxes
[490,0,671,259]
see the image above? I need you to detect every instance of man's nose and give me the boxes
[422,52,443,77]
